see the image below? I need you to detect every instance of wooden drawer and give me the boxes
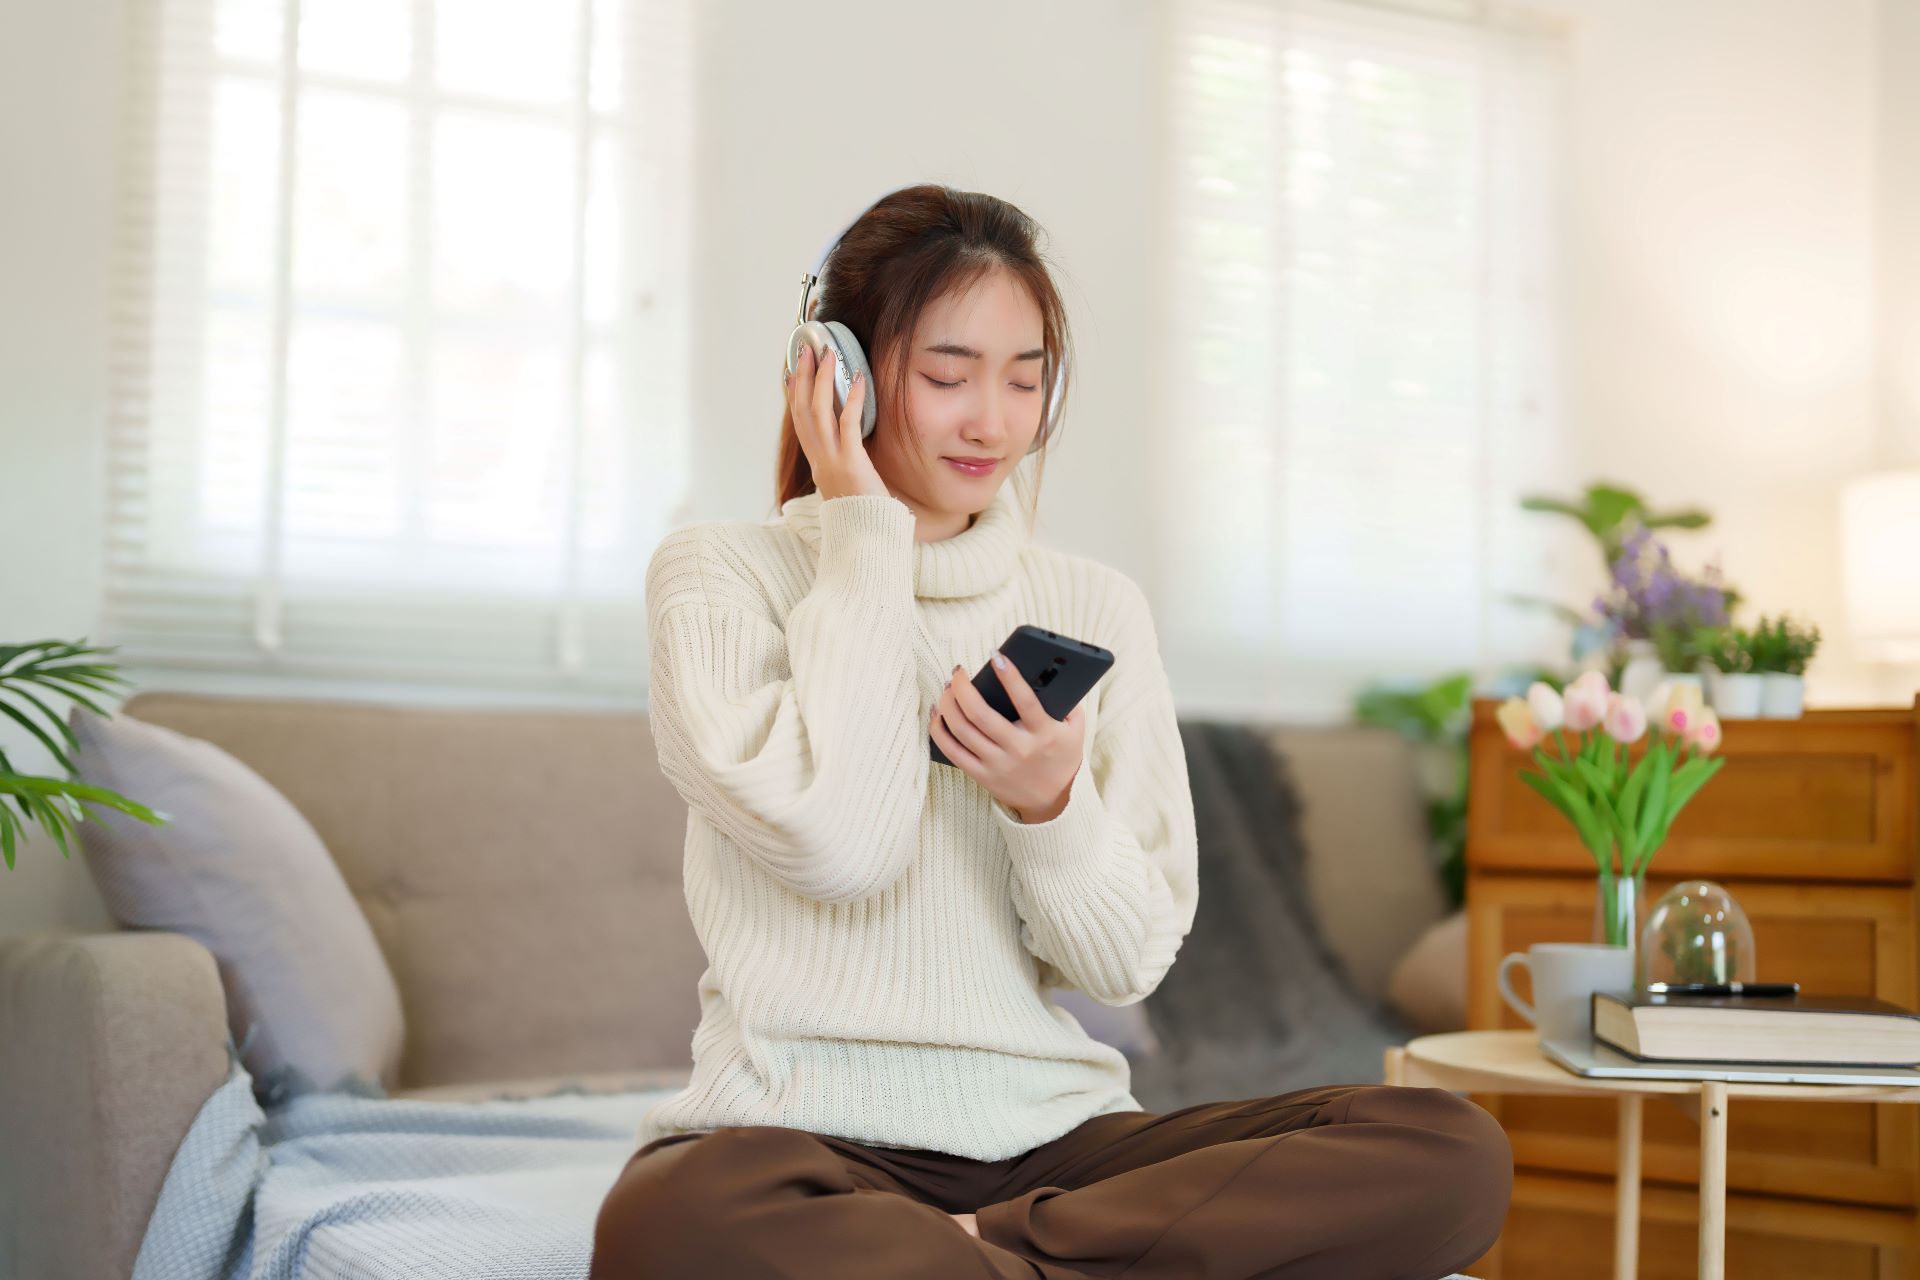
[1467,705,1916,883]
[1467,875,1920,1208]
[1466,1170,1918,1279]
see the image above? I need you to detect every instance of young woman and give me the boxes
[591,184,1512,1280]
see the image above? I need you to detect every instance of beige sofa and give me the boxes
[0,691,1460,1280]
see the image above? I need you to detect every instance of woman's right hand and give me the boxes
[789,343,891,501]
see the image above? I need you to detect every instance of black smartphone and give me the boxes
[930,624,1115,766]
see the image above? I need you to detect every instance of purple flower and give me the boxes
[1593,521,1728,643]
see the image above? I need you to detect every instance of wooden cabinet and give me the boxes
[1460,697,1920,1279]
[1493,1172,1917,1279]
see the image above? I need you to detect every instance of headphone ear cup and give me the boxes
[820,321,877,439]
[785,320,877,440]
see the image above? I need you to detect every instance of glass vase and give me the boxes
[1592,866,1648,989]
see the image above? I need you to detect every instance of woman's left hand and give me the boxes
[932,653,1086,822]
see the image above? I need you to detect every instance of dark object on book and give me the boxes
[1646,981,1800,997]
[1592,989,1920,1067]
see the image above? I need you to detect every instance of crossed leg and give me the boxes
[976,1084,1513,1280]
[590,1126,1038,1280]
[590,1085,1511,1280]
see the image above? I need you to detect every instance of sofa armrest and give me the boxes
[0,930,231,1280]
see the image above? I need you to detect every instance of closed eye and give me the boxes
[924,375,1041,392]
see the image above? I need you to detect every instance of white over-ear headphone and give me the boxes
[782,214,1062,454]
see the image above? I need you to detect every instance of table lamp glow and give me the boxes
[1841,470,1920,663]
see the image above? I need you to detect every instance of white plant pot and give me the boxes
[1619,641,1665,703]
[1760,672,1805,719]
[1711,672,1765,719]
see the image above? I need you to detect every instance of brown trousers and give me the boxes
[590,1083,1513,1279]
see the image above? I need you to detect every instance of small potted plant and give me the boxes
[1695,624,1763,719]
[1750,615,1821,719]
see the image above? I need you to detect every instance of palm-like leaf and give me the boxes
[1520,482,1712,566]
[0,639,170,870]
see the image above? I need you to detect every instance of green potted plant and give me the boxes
[1518,482,1712,569]
[1749,615,1821,719]
[1,639,169,869]
[1694,624,1764,719]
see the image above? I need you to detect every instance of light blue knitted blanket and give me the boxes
[131,1053,676,1280]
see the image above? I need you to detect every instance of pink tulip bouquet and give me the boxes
[1497,672,1728,948]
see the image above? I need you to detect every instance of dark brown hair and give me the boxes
[774,184,1074,527]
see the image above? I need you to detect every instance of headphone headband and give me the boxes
[795,272,820,328]
[798,204,865,327]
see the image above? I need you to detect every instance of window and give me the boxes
[1160,0,1572,719]
[102,0,693,698]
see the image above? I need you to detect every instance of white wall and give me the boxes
[684,0,1169,582]
[1868,0,1920,702]
[0,0,124,936]
[1878,0,1920,472]
[2,0,1915,935]
[1537,0,1896,703]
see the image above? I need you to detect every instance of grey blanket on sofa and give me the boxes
[1125,720,1418,1113]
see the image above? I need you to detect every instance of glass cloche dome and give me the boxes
[1638,880,1757,989]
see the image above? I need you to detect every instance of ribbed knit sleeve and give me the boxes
[644,493,928,905]
[988,580,1199,1007]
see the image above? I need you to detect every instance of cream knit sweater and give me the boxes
[636,481,1200,1162]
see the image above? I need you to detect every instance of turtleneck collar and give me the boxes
[780,483,1030,600]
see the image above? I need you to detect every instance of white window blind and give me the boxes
[1161,0,1572,720]
[103,0,693,697]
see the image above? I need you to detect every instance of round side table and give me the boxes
[1384,1030,1920,1280]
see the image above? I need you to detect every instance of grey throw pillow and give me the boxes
[68,705,404,1104]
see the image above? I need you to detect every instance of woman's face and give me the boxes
[867,267,1047,519]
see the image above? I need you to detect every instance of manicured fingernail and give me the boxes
[993,653,1008,670]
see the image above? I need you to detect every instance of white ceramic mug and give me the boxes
[1497,942,1635,1048]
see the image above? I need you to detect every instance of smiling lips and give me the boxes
[945,457,998,475]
